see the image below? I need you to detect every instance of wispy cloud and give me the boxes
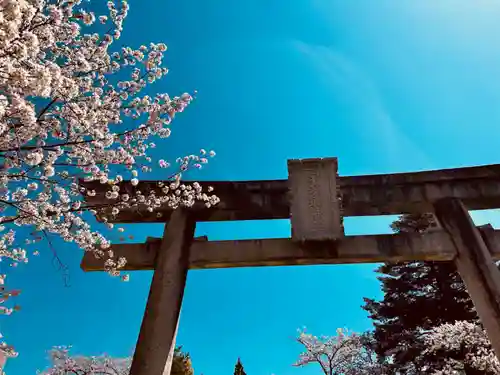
[291,40,500,226]
[291,40,432,171]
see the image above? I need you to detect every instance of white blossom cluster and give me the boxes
[0,340,17,375]
[420,321,500,374]
[38,346,131,375]
[294,328,387,375]
[0,0,219,273]
[0,275,19,362]
[0,0,219,359]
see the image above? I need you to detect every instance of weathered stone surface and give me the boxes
[81,163,500,223]
[129,209,195,375]
[434,198,500,359]
[82,227,500,272]
[287,158,343,241]
[79,159,500,375]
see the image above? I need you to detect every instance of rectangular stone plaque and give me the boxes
[288,157,344,241]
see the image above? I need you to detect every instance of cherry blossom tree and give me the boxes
[38,347,131,375]
[38,346,194,375]
[294,328,388,375]
[418,321,500,375]
[0,0,219,356]
[0,0,218,273]
[0,274,19,366]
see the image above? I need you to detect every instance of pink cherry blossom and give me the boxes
[0,0,219,269]
[0,275,19,360]
[419,321,500,374]
[0,0,219,358]
[294,328,387,375]
[39,347,130,375]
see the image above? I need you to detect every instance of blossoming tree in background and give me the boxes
[38,346,194,375]
[418,321,500,375]
[0,0,218,357]
[294,328,388,375]
[39,347,131,375]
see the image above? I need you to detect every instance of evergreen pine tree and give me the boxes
[234,358,247,375]
[362,213,478,373]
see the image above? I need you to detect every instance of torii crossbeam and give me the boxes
[81,158,500,375]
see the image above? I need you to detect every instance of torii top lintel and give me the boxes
[81,159,500,224]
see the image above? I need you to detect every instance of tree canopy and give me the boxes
[233,358,247,375]
[294,328,387,375]
[363,213,479,373]
[39,346,194,375]
[0,0,217,355]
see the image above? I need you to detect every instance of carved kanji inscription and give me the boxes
[288,158,343,241]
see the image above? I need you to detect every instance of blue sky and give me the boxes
[4,0,500,374]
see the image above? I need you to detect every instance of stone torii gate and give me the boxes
[81,157,500,375]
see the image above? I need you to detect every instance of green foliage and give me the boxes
[363,213,478,373]
[172,346,194,375]
[233,358,247,375]
[389,213,437,234]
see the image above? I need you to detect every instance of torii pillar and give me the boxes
[434,198,500,358]
[129,208,196,375]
